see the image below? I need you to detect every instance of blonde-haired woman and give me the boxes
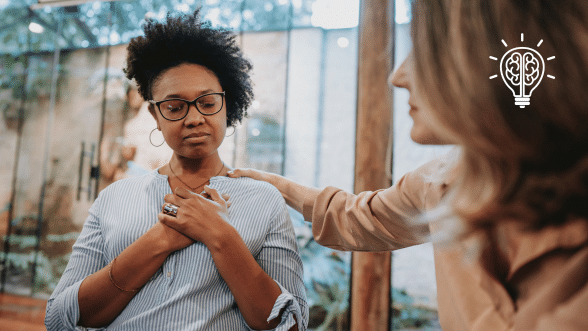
[230,0,588,329]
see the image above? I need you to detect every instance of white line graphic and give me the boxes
[490,34,555,108]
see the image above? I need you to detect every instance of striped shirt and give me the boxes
[45,170,308,331]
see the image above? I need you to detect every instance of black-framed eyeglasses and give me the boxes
[148,91,225,121]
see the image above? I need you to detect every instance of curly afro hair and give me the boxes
[124,9,253,126]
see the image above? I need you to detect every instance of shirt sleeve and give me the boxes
[253,201,308,331]
[45,194,107,331]
[306,158,447,252]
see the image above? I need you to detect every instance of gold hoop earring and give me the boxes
[226,126,236,137]
[149,128,165,147]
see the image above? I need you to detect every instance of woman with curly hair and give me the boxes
[231,0,588,329]
[45,10,307,331]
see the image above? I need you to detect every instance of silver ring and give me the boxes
[162,203,179,217]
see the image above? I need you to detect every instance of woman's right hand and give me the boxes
[152,217,195,253]
[226,168,268,181]
[228,168,320,216]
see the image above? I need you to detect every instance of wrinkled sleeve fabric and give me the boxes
[306,160,442,251]
[45,193,107,331]
[253,201,308,331]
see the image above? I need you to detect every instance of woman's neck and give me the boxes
[164,153,226,192]
[167,153,225,183]
[170,153,223,175]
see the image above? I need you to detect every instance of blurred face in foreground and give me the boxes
[389,54,452,145]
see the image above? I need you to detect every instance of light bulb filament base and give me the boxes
[515,97,530,108]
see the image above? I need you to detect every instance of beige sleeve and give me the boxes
[304,163,438,251]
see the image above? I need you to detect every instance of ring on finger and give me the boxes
[162,203,179,217]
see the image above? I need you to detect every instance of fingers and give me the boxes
[158,208,189,231]
[174,186,194,199]
[226,168,252,178]
[158,212,177,229]
[163,193,179,204]
[173,187,226,201]
[203,185,223,204]
[170,186,231,208]
[220,193,231,208]
[202,186,231,210]
[158,212,190,240]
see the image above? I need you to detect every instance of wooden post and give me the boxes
[351,0,394,330]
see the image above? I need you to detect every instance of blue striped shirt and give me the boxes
[45,170,308,331]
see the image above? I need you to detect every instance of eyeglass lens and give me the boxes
[159,94,223,120]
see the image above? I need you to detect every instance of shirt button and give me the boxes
[167,271,171,277]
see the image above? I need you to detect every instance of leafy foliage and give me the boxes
[0,0,315,56]
[290,209,351,330]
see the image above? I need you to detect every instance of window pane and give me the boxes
[0,53,26,293]
[229,27,358,330]
[284,28,357,331]
[390,0,450,329]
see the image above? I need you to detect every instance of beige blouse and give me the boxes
[302,152,588,330]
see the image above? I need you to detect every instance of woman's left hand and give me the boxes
[159,186,231,246]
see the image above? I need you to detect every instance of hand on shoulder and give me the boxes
[227,168,268,182]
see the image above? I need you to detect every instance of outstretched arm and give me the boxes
[227,169,321,216]
[227,153,456,252]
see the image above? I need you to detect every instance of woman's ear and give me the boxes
[148,105,162,130]
[148,104,156,117]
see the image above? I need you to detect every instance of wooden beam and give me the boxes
[351,0,394,330]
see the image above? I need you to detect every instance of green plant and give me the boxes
[291,210,350,330]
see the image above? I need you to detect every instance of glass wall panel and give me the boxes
[3,46,108,297]
[33,47,109,296]
[0,53,26,293]
[226,27,357,330]
[390,0,451,329]
[233,30,289,173]
[3,51,56,296]
[283,27,357,331]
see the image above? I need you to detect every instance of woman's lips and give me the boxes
[184,132,209,143]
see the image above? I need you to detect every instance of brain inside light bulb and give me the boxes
[500,47,545,108]
[490,35,556,107]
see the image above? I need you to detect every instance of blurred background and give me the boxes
[0,0,451,329]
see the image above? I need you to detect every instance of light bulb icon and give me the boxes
[490,34,555,108]
[500,47,544,108]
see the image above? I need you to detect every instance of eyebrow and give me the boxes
[162,89,217,100]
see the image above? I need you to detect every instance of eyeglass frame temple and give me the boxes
[148,91,226,121]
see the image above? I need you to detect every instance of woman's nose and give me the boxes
[389,59,409,89]
[183,104,206,126]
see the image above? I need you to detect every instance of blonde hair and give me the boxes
[412,0,588,231]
